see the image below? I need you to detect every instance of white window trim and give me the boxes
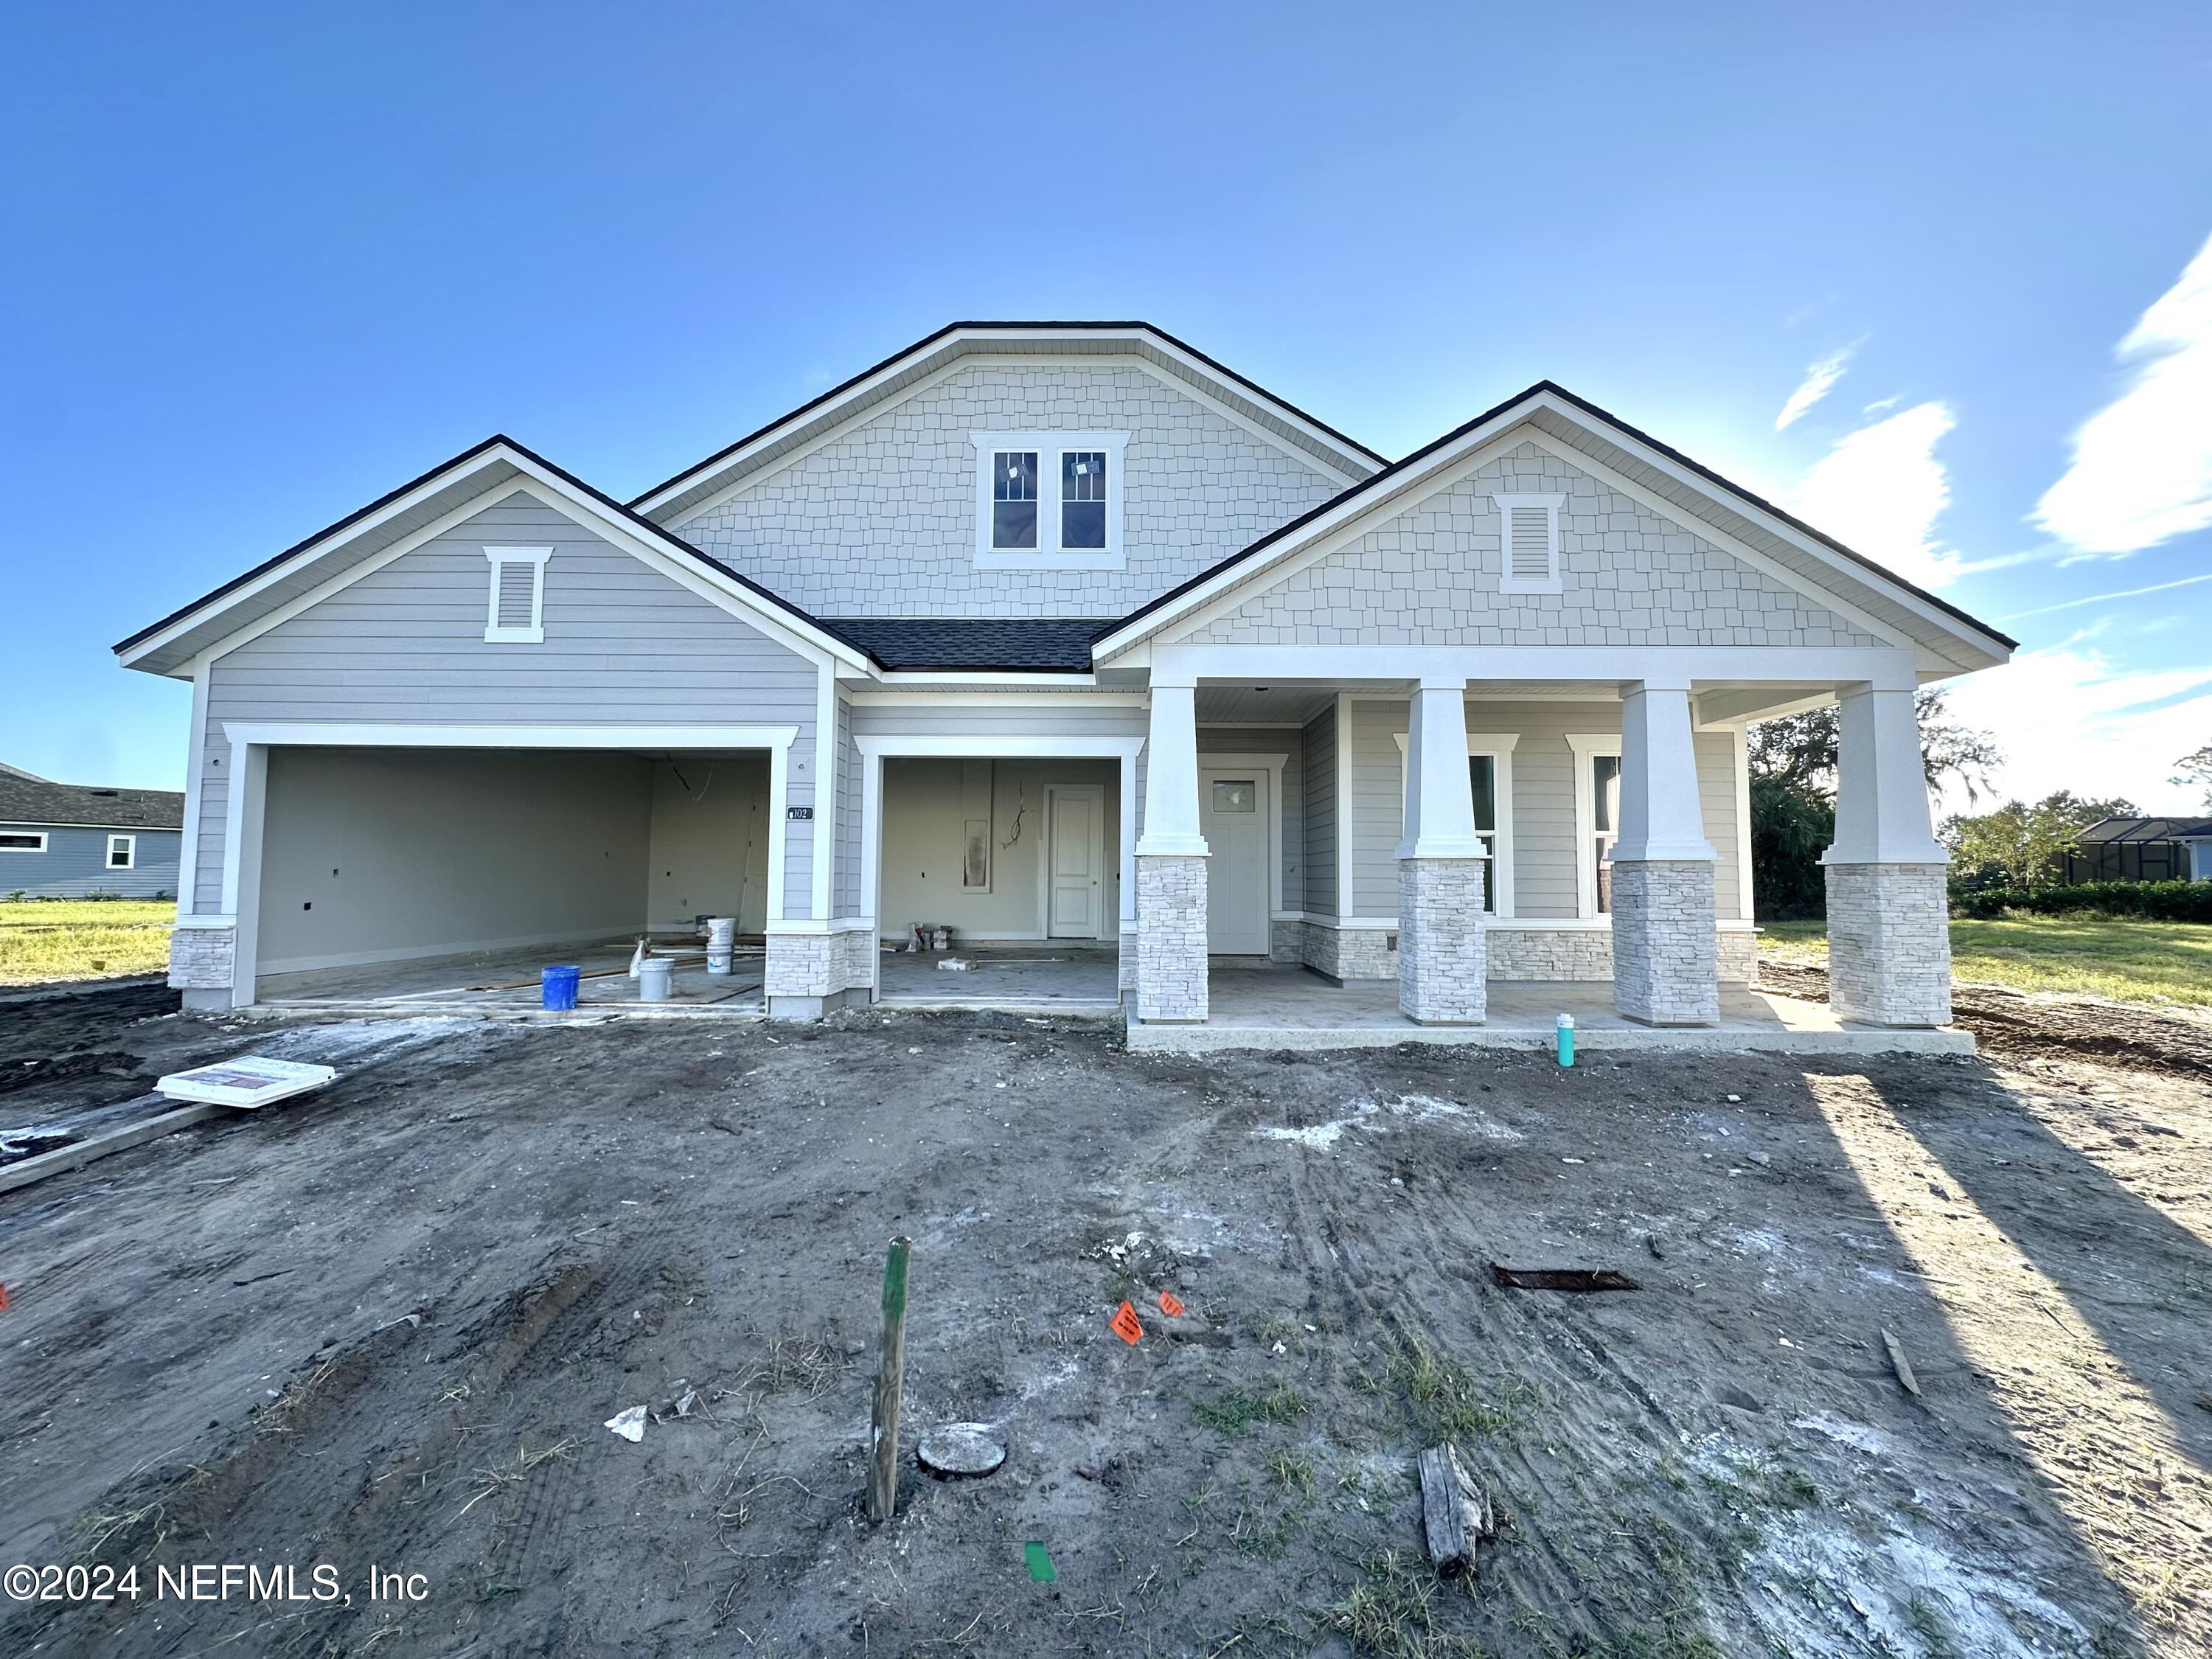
[106,833,137,869]
[1566,733,1623,919]
[1492,492,1565,595]
[1392,731,1519,918]
[483,546,552,643]
[0,830,49,853]
[971,433,1128,570]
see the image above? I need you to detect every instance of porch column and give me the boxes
[1134,675,1208,1023]
[1397,679,1487,1024]
[1823,684,1951,1025]
[1610,681,1719,1025]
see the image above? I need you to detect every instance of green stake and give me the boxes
[1023,1540,1057,1582]
[866,1236,912,1523]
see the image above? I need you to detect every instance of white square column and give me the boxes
[1397,680,1488,1024]
[1134,675,1208,1023]
[1823,684,1952,1026]
[1610,680,1719,1025]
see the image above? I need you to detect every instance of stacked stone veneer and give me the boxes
[765,930,876,1015]
[1183,444,1881,650]
[1299,922,1396,983]
[1269,918,1302,965]
[1135,857,1208,1023]
[170,925,237,992]
[1119,926,1138,994]
[1825,863,1951,1026]
[1397,861,1487,1024]
[1482,926,1756,985]
[1609,862,1719,1026]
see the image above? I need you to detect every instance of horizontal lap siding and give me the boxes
[1351,701,1407,917]
[835,693,861,918]
[0,825,182,899]
[1198,726,1301,911]
[1301,708,1337,917]
[192,495,822,918]
[1696,731,1743,923]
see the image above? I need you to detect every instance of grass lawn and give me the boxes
[0,900,175,987]
[1760,914,2212,1009]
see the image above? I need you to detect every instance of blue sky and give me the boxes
[5,1,2209,812]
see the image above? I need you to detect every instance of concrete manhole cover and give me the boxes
[917,1423,1005,1477]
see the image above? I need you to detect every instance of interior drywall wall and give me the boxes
[647,756,772,933]
[255,747,652,973]
[879,757,1120,942]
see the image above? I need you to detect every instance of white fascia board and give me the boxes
[1152,643,1922,689]
[846,690,1147,706]
[220,722,800,751]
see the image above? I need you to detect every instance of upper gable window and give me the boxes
[483,546,552,643]
[1492,493,1565,595]
[973,433,1128,569]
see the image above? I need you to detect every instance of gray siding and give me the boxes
[0,824,182,900]
[677,361,1341,617]
[1301,707,1338,918]
[1345,700,1744,924]
[1197,726,1302,911]
[190,494,824,920]
[833,691,862,919]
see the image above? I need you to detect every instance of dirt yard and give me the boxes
[2,985,2208,1658]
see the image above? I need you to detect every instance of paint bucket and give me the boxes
[639,956,674,1003]
[1556,1013,1575,1068]
[706,917,737,976]
[542,965,582,1012]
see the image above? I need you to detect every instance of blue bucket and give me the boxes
[541,964,582,1011]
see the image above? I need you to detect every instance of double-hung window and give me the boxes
[1394,731,1517,916]
[1568,736,1624,917]
[973,433,1127,568]
[106,833,136,870]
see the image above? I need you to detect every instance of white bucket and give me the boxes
[706,917,737,976]
[639,956,674,1002]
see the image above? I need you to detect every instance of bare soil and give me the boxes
[2,987,2208,1658]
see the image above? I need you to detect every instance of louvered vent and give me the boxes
[1506,506,1553,582]
[495,560,538,629]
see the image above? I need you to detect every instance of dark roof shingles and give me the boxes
[820,618,1110,672]
[0,777,184,830]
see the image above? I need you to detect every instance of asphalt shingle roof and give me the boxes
[818,618,1110,672]
[0,776,184,830]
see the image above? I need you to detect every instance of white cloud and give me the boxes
[2033,229,2212,554]
[1936,641,2212,815]
[1774,341,1860,430]
[1789,402,1961,588]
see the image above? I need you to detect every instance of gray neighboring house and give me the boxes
[0,762,184,899]
[111,321,2016,1031]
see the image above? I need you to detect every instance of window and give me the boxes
[972,433,1127,568]
[1394,731,1518,915]
[0,830,46,852]
[106,834,136,869]
[483,546,552,642]
[1567,736,1624,918]
[1211,779,1257,813]
[1492,493,1564,594]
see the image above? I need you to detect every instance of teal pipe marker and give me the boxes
[1556,1013,1575,1067]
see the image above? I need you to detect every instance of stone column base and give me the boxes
[1825,861,1950,1026]
[170,925,237,1008]
[765,931,869,1020]
[1610,860,1719,1026]
[1135,855,1208,1023]
[1397,859,1486,1024]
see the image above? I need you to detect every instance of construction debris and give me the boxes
[1418,1442,1495,1572]
[1882,1327,1923,1398]
[1489,1264,1640,1293]
[603,1405,647,1442]
[917,1422,1005,1478]
[155,1057,338,1110]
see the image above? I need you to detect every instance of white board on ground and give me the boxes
[155,1057,339,1110]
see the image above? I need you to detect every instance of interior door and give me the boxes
[1199,769,1269,954]
[1047,786,1103,939]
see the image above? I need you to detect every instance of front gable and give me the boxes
[672,357,1347,619]
[1173,439,1885,650]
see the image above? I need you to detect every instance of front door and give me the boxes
[1199,769,1269,954]
[1046,785,1105,939]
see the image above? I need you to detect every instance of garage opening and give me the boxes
[249,745,773,1011]
[873,755,1121,1009]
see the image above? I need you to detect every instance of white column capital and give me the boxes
[1397,683,1488,859]
[1611,681,1717,863]
[1135,681,1208,858]
[1823,684,1947,864]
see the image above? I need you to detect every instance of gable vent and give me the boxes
[1490,493,1565,594]
[482,546,552,642]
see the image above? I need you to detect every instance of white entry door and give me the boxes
[1199,769,1270,954]
[1046,785,1105,939]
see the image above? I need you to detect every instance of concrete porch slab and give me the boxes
[1125,966,1975,1057]
[876,942,1120,1012]
[250,939,764,1020]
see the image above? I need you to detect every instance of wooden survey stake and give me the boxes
[1418,1442,1495,1573]
[868,1236,913,1523]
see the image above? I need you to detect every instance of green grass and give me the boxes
[0,899,174,986]
[1193,1381,1312,1436]
[1760,915,2212,1008]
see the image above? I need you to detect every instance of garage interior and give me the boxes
[250,745,773,1011]
[873,756,1121,1009]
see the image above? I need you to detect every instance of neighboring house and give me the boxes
[0,765,184,899]
[2066,816,2212,884]
[112,321,2014,1030]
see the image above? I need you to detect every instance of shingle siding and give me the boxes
[675,362,1343,618]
